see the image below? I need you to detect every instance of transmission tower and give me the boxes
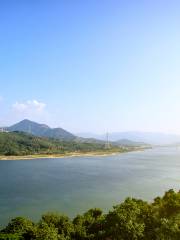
[105,132,110,149]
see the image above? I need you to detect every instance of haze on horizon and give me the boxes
[1,1,180,135]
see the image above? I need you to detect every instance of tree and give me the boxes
[40,212,74,239]
[32,222,59,240]
[153,189,180,218]
[2,217,33,235]
[104,198,145,240]
[72,208,104,239]
[1,190,180,240]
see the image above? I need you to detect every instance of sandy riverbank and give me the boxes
[0,146,151,160]
[0,151,124,160]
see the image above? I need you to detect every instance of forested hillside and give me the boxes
[0,131,123,156]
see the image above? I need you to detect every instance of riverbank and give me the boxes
[0,151,124,160]
[0,148,148,160]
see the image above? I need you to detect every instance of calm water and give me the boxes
[0,147,180,225]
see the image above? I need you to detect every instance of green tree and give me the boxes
[32,222,59,240]
[40,212,74,239]
[1,190,180,240]
[73,208,104,239]
[2,217,33,235]
[153,189,180,218]
[104,198,145,240]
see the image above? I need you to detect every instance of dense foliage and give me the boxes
[0,189,180,239]
[0,132,124,156]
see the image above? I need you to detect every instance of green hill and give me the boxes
[6,119,76,140]
[0,131,122,156]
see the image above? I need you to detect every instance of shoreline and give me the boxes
[0,147,150,161]
[0,151,124,161]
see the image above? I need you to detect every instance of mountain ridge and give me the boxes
[5,119,76,141]
[77,131,180,145]
[1,120,151,146]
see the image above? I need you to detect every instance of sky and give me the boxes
[0,0,180,134]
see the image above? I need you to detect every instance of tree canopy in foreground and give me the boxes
[0,189,180,239]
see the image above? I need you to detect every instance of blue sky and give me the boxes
[0,0,180,134]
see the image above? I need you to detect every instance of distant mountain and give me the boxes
[114,139,148,147]
[6,119,76,140]
[77,131,180,145]
[76,137,149,147]
[77,132,104,140]
[5,120,180,145]
[75,137,105,144]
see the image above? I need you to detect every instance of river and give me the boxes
[0,147,180,225]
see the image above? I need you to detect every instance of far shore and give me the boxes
[0,148,148,161]
[0,151,123,160]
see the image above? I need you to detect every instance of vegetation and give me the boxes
[6,119,76,141]
[0,131,127,156]
[0,189,180,239]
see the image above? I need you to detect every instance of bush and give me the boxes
[1,190,180,240]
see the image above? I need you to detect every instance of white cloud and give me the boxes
[12,100,46,113]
